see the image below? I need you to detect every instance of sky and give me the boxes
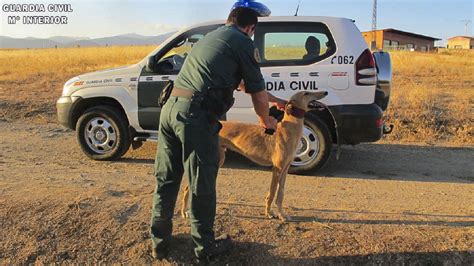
[0,0,472,45]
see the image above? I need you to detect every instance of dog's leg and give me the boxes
[275,164,291,222]
[265,166,280,219]
[180,185,189,218]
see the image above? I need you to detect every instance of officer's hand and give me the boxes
[272,99,287,111]
[260,116,277,131]
[259,116,277,130]
[262,116,278,135]
[268,116,278,130]
[239,80,246,92]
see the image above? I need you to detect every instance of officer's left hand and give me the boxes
[273,99,287,111]
[239,80,246,92]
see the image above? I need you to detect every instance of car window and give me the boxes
[152,24,222,72]
[162,33,204,59]
[255,22,336,67]
[264,32,330,61]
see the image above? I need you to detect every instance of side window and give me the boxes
[151,24,222,74]
[255,22,336,66]
[162,33,205,61]
[264,32,330,61]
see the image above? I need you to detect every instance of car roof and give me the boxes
[187,16,352,29]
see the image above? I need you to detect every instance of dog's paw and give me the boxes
[265,211,276,219]
[278,214,292,222]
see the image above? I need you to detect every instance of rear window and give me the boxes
[255,22,336,66]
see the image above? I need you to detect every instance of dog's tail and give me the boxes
[218,146,227,168]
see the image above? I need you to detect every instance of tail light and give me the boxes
[375,118,384,128]
[355,49,376,86]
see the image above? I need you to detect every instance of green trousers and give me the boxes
[150,96,219,258]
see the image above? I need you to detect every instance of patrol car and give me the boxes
[57,16,392,174]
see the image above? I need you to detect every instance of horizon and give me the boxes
[1,0,473,46]
[0,31,176,39]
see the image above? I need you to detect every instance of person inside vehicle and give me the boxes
[303,36,321,60]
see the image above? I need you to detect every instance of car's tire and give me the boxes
[289,114,332,175]
[75,105,131,160]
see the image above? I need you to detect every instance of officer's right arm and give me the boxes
[237,39,265,94]
[237,40,276,131]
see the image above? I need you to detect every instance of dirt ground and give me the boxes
[0,120,473,264]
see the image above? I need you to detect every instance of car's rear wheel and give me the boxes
[76,106,130,160]
[289,115,332,174]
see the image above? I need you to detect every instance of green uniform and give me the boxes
[150,24,265,258]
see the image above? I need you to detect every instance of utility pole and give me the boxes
[461,19,471,36]
[371,0,377,50]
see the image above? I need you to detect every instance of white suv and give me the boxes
[57,16,392,174]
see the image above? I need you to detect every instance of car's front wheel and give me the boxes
[289,115,332,174]
[76,106,131,160]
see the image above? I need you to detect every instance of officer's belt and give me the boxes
[170,87,194,99]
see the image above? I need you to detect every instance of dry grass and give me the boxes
[384,50,474,145]
[0,46,155,81]
[0,46,472,145]
[264,47,328,60]
[0,46,155,121]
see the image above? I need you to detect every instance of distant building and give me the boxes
[447,36,474,49]
[362,28,441,52]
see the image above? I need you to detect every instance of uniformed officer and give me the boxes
[150,4,285,262]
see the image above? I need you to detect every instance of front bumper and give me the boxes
[329,104,384,145]
[56,96,81,129]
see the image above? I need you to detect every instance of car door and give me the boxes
[137,63,175,131]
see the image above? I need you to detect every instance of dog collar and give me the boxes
[285,104,306,119]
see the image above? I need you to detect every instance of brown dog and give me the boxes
[181,91,328,221]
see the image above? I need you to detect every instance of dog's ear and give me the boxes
[286,100,295,109]
[286,100,297,115]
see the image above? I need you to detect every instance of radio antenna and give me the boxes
[295,0,303,16]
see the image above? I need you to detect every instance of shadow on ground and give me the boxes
[220,144,474,183]
[163,234,473,265]
[119,143,473,183]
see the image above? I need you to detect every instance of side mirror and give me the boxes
[146,56,156,72]
[188,37,200,43]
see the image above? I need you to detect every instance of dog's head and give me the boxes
[286,91,328,113]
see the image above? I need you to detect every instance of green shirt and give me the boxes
[174,25,265,94]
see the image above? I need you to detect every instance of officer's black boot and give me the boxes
[152,245,170,260]
[196,234,233,265]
